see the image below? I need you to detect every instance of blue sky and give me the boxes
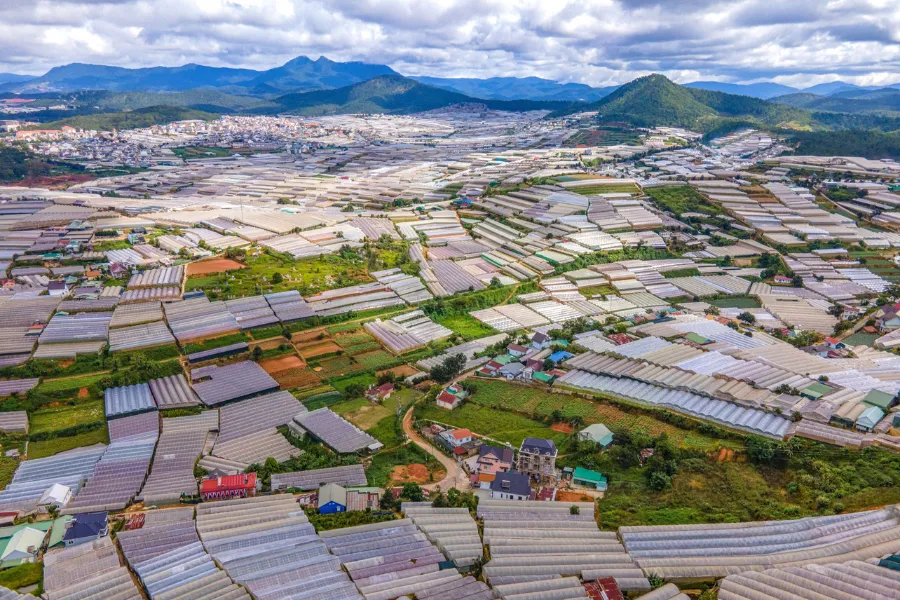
[1,0,898,87]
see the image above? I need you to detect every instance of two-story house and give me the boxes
[516,437,558,483]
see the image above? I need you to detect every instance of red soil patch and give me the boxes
[550,422,574,434]
[251,337,288,351]
[292,330,329,343]
[556,490,594,502]
[390,463,444,485]
[187,259,245,277]
[377,365,419,378]
[297,341,343,359]
[259,355,305,373]
[10,174,95,189]
[77,388,90,398]
[273,368,321,390]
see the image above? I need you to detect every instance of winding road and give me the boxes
[402,406,469,492]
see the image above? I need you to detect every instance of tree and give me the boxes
[738,311,756,324]
[430,353,466,384]
[251,346,263,361]
[400,483,424,502]
[569,505,580,515]
[791,275,803,287]
[542,357,555,371]
[344,383,366,398]
[648,471,672,491]
[704,306,720,316]
[271,272,283,284]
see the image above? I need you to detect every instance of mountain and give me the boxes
[771,89,900,114]
[795,81,900,96]
[272,74,572,116]
[412,76,616,102]
[0,56,398,96]
[684,81,798,99]
[549,74,810,131]
[35,105,218,131]
[0,73,33,86]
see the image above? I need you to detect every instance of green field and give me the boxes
[569,183,641,196]
[466,380,738,450]
[0,457,18,493]
[186,254,372,300]
[416,400,568,447]
[0,562,42,593]
[366,444,435,487]
[30,401,104,435]
[842,332,881,347]
[171,146,234,159]
[182,332,250,355]
[646,186,723,216]
[663,268,701,279]
[708,296,762,309]
[27,428,109,459]
[434,313,497,340]
[37,373,109,396]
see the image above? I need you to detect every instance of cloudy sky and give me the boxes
[1,0,898,88]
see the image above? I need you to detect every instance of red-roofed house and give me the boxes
[200,473,257,501]
[366,383,395,402]
[439,428,473,448]
[507,344,528,357]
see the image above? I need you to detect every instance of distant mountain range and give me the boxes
[772,88,900,114]
[3,56,900,104]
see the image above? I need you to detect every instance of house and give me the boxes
[440,428,473,448]
[47,280,69,297]
[366,383,394,402]
[471,445,514,475]
[547,350,573,365]
[531,332,551,350]
[773,275,792,284]
[318,483,347,514]
[572,466,608,491]
[507,344,528,358]
[38,483,72,513]
[517,437,558,483]
[489,471,531,501]
[499,362,525,380]
[578,423,614,448]
[0,527,46,566]
[63,512,108,547]
[345,487,382,511]
[824,337,845,350]
[200,473,257,501]
[877,303,900,332]
[856,406,885,432]
[800,382,833,400]
[436,383,468,410]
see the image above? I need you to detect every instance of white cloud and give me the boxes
[0,0,897,89]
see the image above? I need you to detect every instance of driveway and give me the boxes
[402,406,469,492]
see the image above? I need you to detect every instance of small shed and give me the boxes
[856,406,885,432]
[578,423,614,448]
[318,483,347,514]
[572,466,608,491]
[800,382,832,400]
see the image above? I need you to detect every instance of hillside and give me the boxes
[685,81,797,99]
[272,75,572,116]
[412,76,615,102]
[0,56,399,96]
[34,105,218,131]
[549,74,811,131]
[772,90,900,114]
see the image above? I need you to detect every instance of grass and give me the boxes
[663,268,701,279]
[248,324,285,340]
[434,313,497,340]
[366,444,433,487]
[646,186,723,216]
[0,562,42,593]
[842,332,881,347]
[416,400,567,448]
[298,390,344,410]
[0,457,18,493]
[29,401,104,435]
[37,373,108,396]
[355,350,401,371]
[185,253,371,300]
[181,332,250,355]
[469,380,737,450]
[707,296,762,309]
[569,183,641,196]
[27,428,109,459]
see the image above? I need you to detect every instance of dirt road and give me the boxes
[402,406,469,492]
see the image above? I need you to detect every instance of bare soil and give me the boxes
[186,259,245,276]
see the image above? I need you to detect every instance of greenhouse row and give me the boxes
[401,504,484,568]
[196,495,360,599]
[271,464,368,492]
[42,537,142,600]
[139,412,218,505]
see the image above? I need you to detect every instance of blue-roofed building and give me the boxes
[489,471,531,501]
[63,512,108,547]
[578,423,614,448]
[547,350,574,365]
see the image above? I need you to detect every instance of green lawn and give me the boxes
[708,296,762,309]
[30,401,104,435]
[37,373,109,396]
[434,313,497,340]
[186,253,372,300]
[0,457,19,492]
[0,563,42,593]
[842,332,881,347]
[646,186,723,216]
[415,400,568,447]
[366,444,435,487]
[27,428,109,459]
[468,380,737,450]
[182,332,250,355]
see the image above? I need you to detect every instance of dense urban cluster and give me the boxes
[0,109,898,599]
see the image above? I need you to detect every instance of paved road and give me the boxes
[402,406,469,492]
